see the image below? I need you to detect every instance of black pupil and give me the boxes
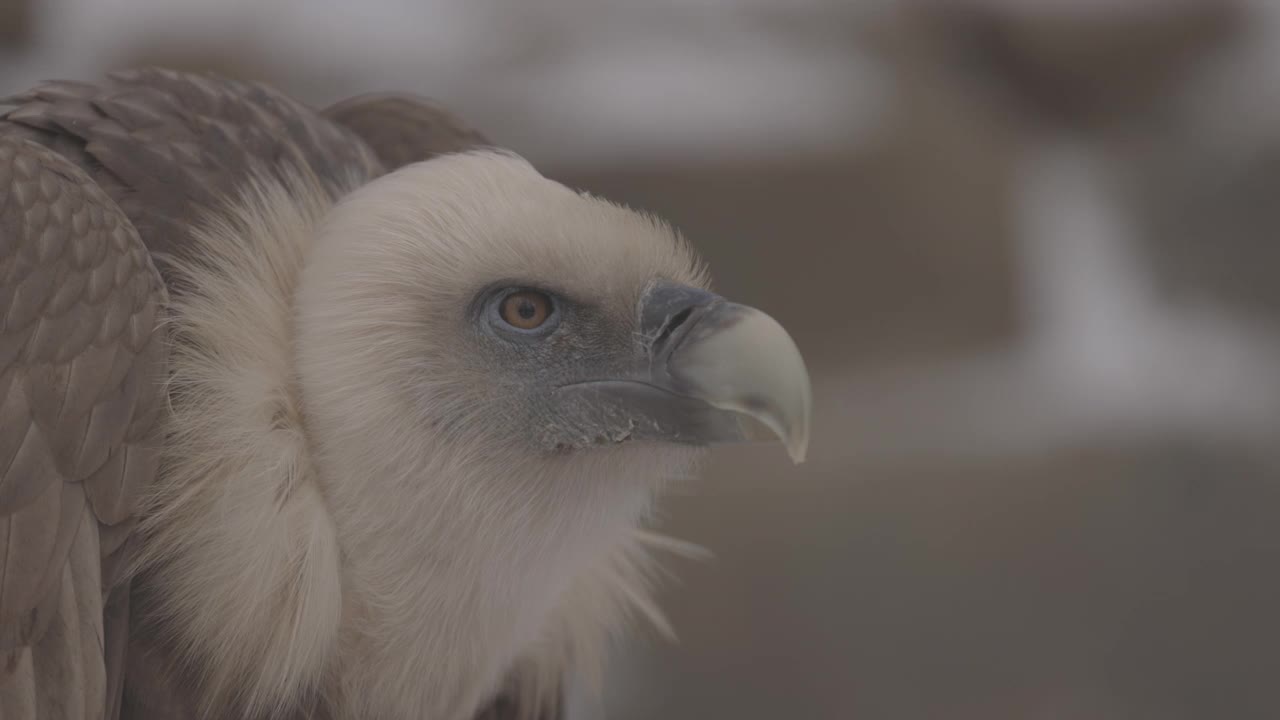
[516,298,537,320]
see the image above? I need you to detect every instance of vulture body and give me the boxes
[0,69,810,720]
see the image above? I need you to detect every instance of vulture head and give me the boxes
[150,150,810,718]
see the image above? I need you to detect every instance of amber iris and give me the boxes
[499,291,553,330]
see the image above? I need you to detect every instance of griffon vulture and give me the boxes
[0,68,810,720]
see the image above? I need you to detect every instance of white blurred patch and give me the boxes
[815,140,1280,464]
[3,0,891,167]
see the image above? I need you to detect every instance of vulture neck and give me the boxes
[146,170,685,720]
[323,452,663,719]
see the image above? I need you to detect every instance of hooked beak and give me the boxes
[555,282,812,463]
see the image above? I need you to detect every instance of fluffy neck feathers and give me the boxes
[138,166,693,720]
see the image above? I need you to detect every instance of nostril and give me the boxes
[639,282,721,351]
[654,307,695,348]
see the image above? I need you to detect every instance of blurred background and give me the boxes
[5,0,1280,717]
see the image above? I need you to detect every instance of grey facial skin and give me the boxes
[552,281,812,463]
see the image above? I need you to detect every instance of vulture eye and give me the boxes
[497,290,555,332]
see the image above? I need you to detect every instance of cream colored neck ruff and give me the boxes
[137,158,700,720]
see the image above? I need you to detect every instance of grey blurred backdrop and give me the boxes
[5,1,1280,718]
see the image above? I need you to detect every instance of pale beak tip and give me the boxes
[787,435,809,465]
[782,390,811,465]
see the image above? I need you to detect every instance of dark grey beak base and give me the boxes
[639,282,730,391]
[553,282,812,462]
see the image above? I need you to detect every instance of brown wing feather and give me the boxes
[2,68,383,264]
[323,92,492,171]
[0,136,166,720]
